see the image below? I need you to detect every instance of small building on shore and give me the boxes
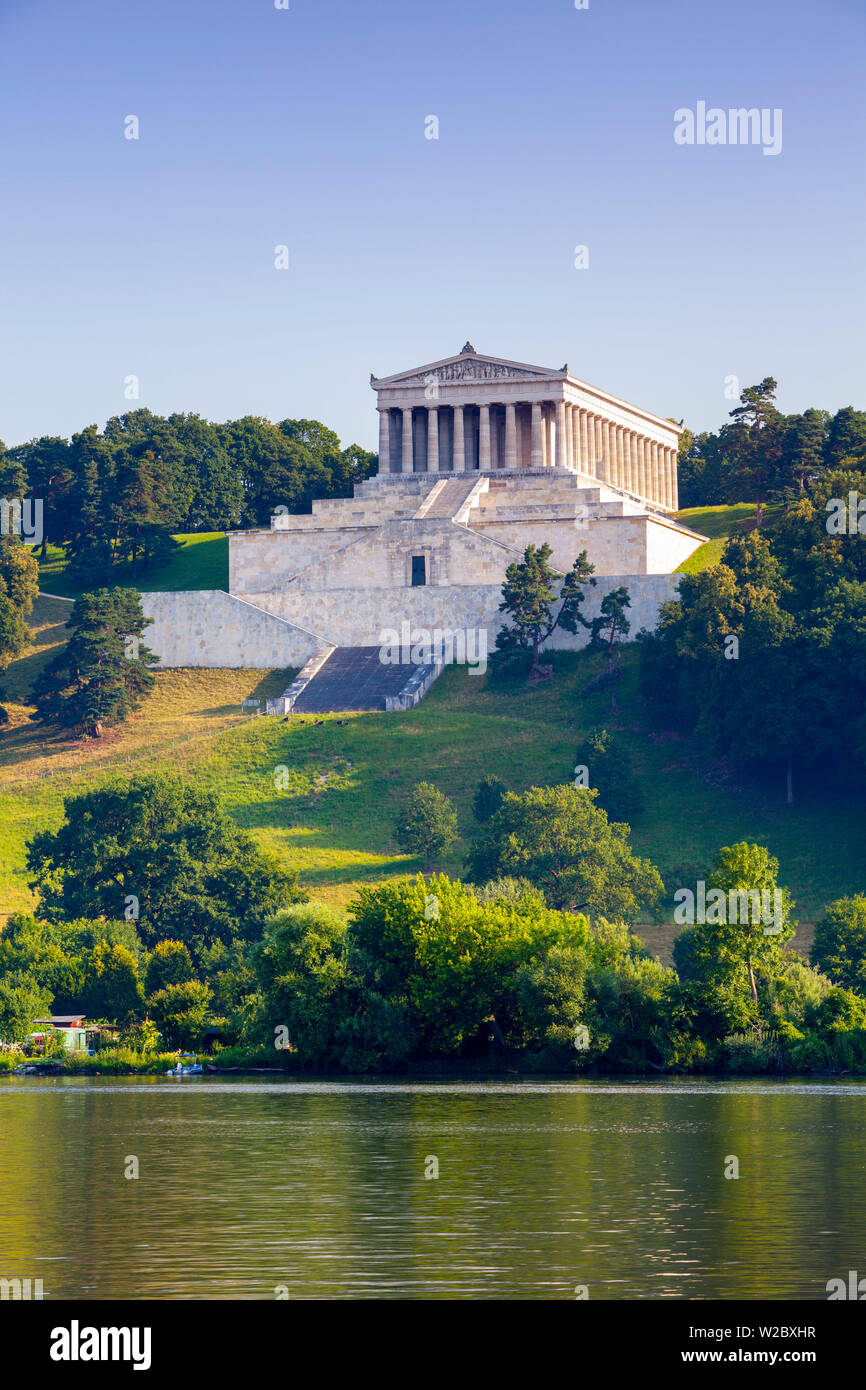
[29,1015,120,1053]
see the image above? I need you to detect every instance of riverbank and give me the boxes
[7,1054,866,1079]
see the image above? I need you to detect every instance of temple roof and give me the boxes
[371,347,566,388]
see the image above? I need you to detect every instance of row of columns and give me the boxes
[379,403,678,510]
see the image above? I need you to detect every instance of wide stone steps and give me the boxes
[290,645,439,713]
[416,476,481,519]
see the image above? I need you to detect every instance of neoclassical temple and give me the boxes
[373,342,680,510]
[141,345,705,691]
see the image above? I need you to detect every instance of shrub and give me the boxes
[810,896,866,992]
[147,980,213,1049]
[575,729,644,822]
[394,782,458,872]
[472,776,507,823]
[145,940,196,996]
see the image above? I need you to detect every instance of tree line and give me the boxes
[3,770,866,1076]
[0,410,377,584]
[638,462,866,801]
[678,377,866,515]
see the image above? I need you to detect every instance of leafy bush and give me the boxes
[146,980,213,1049]
[811,896,866,991]
[394,782,458,872]
[145,940,196,996]
[472,776,507,823]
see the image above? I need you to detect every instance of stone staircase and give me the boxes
[267,645,443,715]
[414,475,486,521]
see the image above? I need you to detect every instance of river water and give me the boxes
[0,1075,863,1300]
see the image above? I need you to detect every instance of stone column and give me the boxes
[618,429,628,491]
[401,408,413,473]
[649,441,661,504]
[622,430,632,492]
[555,401,567,469]
[637,438,648,498]
[453,405,464,472]
[610,424,622,489]
[530,402,543,469]
[593,416,604,480]
[427,408,439,472]
[589,417,603,483]
[632,435,642,496]
[656,446,665,508]
[579,410,589,473]
[619,426,630,490]
[479,404,491,471]
[378,409,391,474]
[665,447,676,510]
[504,403,518,469]
[671,447,679,511]
[603,420,615,487]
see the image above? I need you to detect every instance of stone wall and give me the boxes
[239,573,681,652]
[230,497,701,597]
[229,527,368,593]
[141,591,326,668]
[229,471,704,595]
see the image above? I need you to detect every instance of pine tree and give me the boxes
[32,587,158,736]
[727,378,783,527]
[780,408,827,496]
[575,729,644,822]
[497,543,596,679]
[64,427,115,583]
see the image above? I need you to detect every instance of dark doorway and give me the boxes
[411,555,426,586]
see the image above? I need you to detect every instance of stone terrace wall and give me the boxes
[141,591,326,668]
[239,573,681,652]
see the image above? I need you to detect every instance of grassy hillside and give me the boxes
[3,600,863,962]
[38,532,229,598]
[674,504,748,574]
[674,503,784,574]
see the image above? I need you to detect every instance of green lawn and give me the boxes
[2,626,862,961]
[675,536,727,574]
[674,504,750,574]
[38,532,229,598]
[674,503,786,574]
[676,503,758,539]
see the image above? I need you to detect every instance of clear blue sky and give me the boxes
[1,0,864,451]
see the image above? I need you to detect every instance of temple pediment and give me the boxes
[372,344,565,389]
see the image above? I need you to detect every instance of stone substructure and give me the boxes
[140,347,706,680]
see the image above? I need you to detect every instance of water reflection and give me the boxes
[0,1077,862,1299]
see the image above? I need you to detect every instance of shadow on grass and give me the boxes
[37,534,230,598]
